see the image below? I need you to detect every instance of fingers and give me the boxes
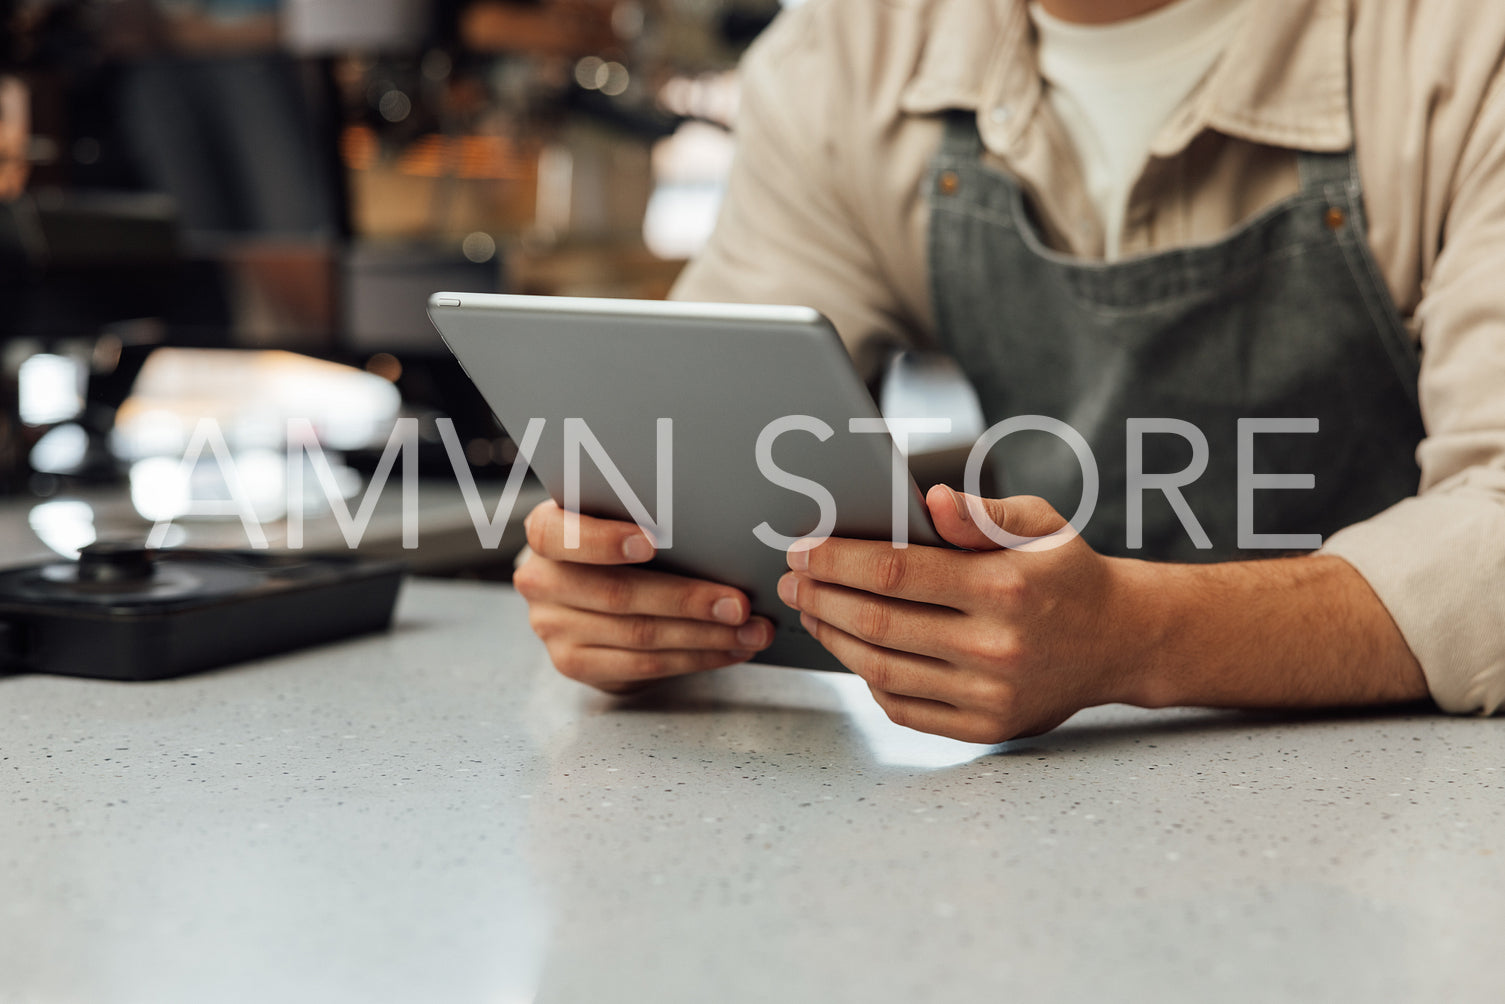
[530,606,775,654]
[796,609,969,704]
[802,608,1020,744]
[779,572,962,660]
[552,645,754,693]
[924,486,1072,552]
[866,687,1015,746]
[514,548,772,693]
[524,499,657,565]
[515,552,753,626]
[785,536,971,609]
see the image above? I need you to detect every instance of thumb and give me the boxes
[925,485,1072,551]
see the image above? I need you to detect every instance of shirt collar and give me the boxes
[899,0,1353,156]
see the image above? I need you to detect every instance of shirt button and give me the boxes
[1325,206,1347,230]
[937,170,961,196]
[989,105,1012,124]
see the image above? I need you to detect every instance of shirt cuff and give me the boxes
[1321,493,1505,715]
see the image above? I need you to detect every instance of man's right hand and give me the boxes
[513,500,775,694]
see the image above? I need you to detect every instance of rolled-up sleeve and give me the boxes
[669,5,915,381]
[1322,66,1505,715]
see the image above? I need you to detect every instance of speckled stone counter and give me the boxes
[2,579,1501,1004]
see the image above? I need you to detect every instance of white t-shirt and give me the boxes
[1029,0,1251,260]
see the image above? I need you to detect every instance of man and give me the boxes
[514,0,1505,742]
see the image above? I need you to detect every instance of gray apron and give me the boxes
[927,112,1425,562]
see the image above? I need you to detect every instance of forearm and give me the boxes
[1118,554,1430,711]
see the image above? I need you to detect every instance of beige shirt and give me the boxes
[672,0,1505,715]
[1030,0,1254,259]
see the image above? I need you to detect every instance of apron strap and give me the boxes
[937,109,985,161]
[1296,149,1357,194]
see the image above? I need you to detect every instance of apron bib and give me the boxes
[926,112,1425,561]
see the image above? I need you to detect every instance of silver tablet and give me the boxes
[428,292,943,673]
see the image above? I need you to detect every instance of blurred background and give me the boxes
[0,0,784,573]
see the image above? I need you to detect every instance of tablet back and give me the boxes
[429,292,943,673]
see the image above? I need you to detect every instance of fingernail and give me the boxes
[712,596,743,625]
[777,574,799,608]
[623,535,654,562]
[948,486,969,522]
[729,650,755,662]
[799,612,818,634]
[787,542,810,571]
[736,622,768,648]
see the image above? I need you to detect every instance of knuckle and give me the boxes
[1012,495,1068,537]
[624,650,668,679]
[980,632,1025,669]
[1015,494,1051,514]
[624,614,659,650]
[988,569,1029,606]
[874,548,908,594]
[677,586,710,621]
[527,606,558,642]
[512,559,546,600]
[883,700,914,730]
[998,632,1028,668]
[970,676,1015,712]
[551,645,587,681]
[862,654,898,695]
[523,501,554,552]
[784,574,804,610]
[597,574,635,614]
[803,542,829,578]
[855,601,893,646]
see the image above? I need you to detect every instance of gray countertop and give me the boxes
[2,579,1501,1004]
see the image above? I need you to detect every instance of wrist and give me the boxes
[1100,556,1183,709]
[1098,554,1429,713]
